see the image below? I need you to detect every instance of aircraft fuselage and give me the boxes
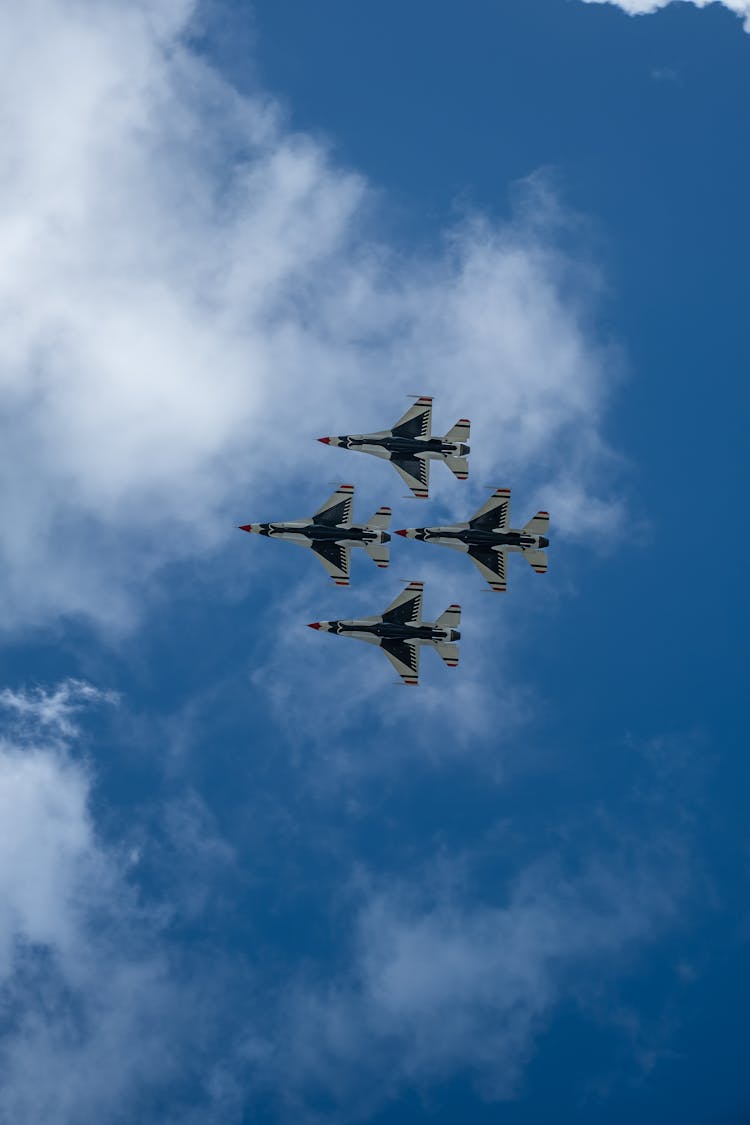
[411,526,549,552]
[253,522,390,545]
[334,433,470,461]
[318,619,460,643]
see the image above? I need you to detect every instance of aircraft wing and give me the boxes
[391,396,432,438]
[311,541,351,586]
[467,546,507,592]
[381,639,420,685]
[382,580,423,624]
[312,484,354,527]
[392,456,430,499]
[469,487,511,531]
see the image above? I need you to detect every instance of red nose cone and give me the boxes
[307,622,321,630]
[238,524,253,533]
[395,529,407,537]
[317,437,331,444]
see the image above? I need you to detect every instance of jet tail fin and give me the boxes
[436,604,461,629]
[524,549,548,574]
[366,506,392,530]
[445,455,469,481]
[435,642,459,668]
[523,511,549,536]
[364,542,390,569]
[444,418,470,443]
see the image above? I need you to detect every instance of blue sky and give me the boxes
[0,1,748,1122]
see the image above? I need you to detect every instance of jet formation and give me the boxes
[240,396,550,684]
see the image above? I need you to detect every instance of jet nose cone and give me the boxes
[395,529,408,537]
[317,437,331,445]
[238,524,253,533]
[307,622,321,630]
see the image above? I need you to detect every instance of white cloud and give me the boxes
[273,849,684,1119]
[0,682,236,1123]
[0,0,622,632]
[0,679,117,739]
[0,740,95,973]
[580,0,750,32]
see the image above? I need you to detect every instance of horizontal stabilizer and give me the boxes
[436,603,461,629]
[524,549,548,574]
[435,642,459,668]
[366,506,392,530]
[445,455,469,481]
[364,542,390,569]
[444,418,471,443]
[523,510,549,536]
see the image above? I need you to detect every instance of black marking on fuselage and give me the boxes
[301,524,379,544]
[415,528,534,548]
[336,622,438,642]
[344,436,453,456]
[264,523,386,544]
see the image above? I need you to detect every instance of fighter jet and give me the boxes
[318,396,470,499]
[239,484,391,587]
[307,580,461,686]
[396,488,549,592]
